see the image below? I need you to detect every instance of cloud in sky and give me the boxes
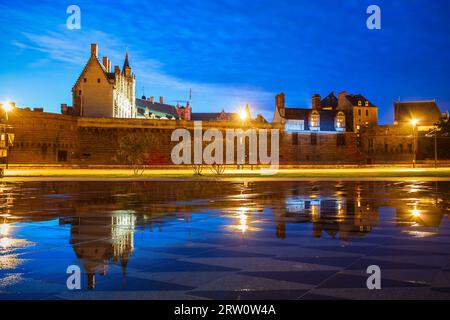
[11,23,273,116]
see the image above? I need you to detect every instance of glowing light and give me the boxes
[410,204,421,218]
[0,237,12,248]
[1,101,13,113]
[239,109,248,120]
[411,119,418,126]
[0,223,9,236]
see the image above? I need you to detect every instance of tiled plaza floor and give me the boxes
[0,180,449,300]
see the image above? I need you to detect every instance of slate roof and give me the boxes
[284,108,310,120]
[321,92,338,109]
[135,98,179,119]
[122,51,130,72]
[346,94,375,107]
[394,100,442,125]
[283,107,340,131]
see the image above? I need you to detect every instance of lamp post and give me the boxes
[426,127,439,169]
[411,119,418,168]
[1,102,13,171]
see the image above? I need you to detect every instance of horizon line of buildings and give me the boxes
[1,43,449,165]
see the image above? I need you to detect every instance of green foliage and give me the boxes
[115,132,157,175]
[435,116,450,136]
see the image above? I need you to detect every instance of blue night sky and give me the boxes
[0,0,449,124]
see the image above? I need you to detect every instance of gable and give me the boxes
[72,57,114,91]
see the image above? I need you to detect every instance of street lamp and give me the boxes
[0,101,14,172]
[239,109,248,121]
[411,118,418,168]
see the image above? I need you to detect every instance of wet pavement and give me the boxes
[0,180,449,300]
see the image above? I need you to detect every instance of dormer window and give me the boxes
[365,101,369,107]
[358,101,362,106]
[335,111,345,131]
[310,110,320,131]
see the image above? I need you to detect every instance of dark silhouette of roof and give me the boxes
[346,94,375,107]
[321,92,338,109]
[284,108,309,120]
[394,100,442,125]
[122,50,130,73]
[135,98,179,119]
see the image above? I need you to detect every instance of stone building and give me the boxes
[273,92,366,164]
[136,96,180,120]
[360,100,448,163]
[62,44,137,119]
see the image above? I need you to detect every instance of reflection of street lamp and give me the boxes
[411,119,418,168]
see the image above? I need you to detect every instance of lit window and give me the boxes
[358,101,362,106]
[365,101,369,107]
[310,111,320,130]
[335,112,345,131]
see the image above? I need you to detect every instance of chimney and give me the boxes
[150,96,155,104]
[185,101,191,120]
[107,59,111,72]
[276,93,285,109]
[114,65,120,75]
[90,44,98,58]
[337,91,348,109]
[159,96,164,104]
[102,57,108,70]
[312,94,321,109]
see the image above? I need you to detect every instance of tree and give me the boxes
[210,164,225,176]
[115,132,158,176]
[434,115,450,136]
[192,164,204,176]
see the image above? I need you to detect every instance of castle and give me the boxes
[3,43,448,166]
[62,44,136,119]
[62,44,246,121]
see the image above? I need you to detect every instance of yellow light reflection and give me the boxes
[0,223,10,236]
[226,207,261,234]
[0,237,13,248]
[410,205,421,218]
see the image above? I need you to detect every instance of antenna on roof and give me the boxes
[189,88,192,101]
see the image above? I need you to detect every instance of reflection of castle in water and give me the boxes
[1,180,449,289]
[67,211,135,289]
[271,182,380,241]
